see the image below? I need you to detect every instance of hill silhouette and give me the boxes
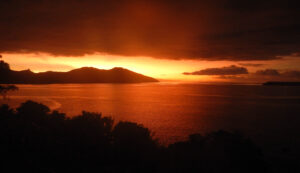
[0,60,158,84]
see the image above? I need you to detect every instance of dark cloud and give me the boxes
[255,69,280,76]
[214,68,300,82]
[216,75,247,80]
[238,63,265,67]
[251,69,300,81]
[254,69,300,79]
[185,65,300,81]
[0,0,300,60]
[183,65,248,75]
[282,70,300,79]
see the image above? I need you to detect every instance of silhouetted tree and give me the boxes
[112,122,160,172]
[0,100,272,173]
[0,55,11,72]
[0,84,18,99]
[165,131,267,173]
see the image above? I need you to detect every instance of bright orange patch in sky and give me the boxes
[2,53,300,82]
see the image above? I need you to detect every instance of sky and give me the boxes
[1,0,300,82]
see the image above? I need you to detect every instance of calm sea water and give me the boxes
[1,83,300,153]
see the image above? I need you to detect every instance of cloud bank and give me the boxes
[184,65,300,82]
[238,63,265,67]
[255,69,280,76]
[183,65,248,75]
[0,0,300,60]
[254,69,300,79]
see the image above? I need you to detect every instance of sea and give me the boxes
[1,83,300,157]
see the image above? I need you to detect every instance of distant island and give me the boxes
[263,81,300,86]
[0,60,158,84]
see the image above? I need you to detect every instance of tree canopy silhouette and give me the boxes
[0,84,18,99]
[0,100,270,173]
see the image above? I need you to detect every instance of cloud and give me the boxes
[216,75,247,80]
[183,65,248,75]
[250,69,300,82]
[238,63,265,67]
[184,66,300,82]
[282,70,300,79]
[0,0,300,60]
[255,69,280,76]
[254,69,300,79]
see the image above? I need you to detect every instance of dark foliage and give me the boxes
[0,84,18,99]
[0,101,267,173]
[0,60,10,73]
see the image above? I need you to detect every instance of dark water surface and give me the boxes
[2,83,300,155]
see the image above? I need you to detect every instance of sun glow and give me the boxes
[2,53,296,82]
[2,53,213,81]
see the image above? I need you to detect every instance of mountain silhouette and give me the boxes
[0,60,158,84]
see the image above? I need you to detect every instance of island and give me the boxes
[263,81,300,86]
[0,60,158,84]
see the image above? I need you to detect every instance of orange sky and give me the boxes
[1,0,300,83]
[2,53,300,82]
